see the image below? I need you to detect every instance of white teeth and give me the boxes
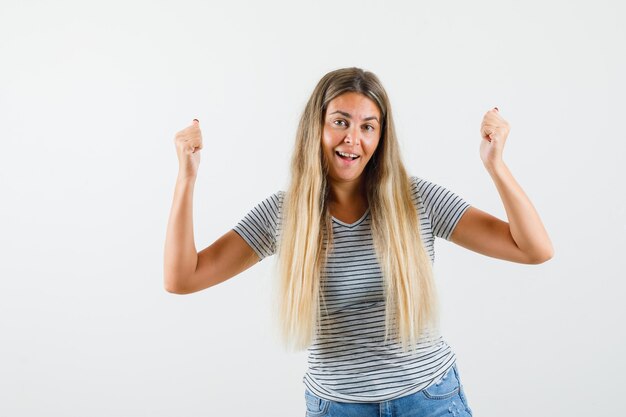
[338,151,358,158]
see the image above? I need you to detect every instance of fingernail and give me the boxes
[494,107,499,112]
[193,118,199,123]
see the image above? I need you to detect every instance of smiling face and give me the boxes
[322,91,382,187]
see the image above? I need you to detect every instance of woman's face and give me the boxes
[322,92,382,186]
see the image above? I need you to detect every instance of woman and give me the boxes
[164,67,553,417]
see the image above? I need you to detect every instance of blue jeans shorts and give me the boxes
[304,362,473,417]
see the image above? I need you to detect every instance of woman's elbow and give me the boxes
[528,246,554,264]
[164,275,191,294]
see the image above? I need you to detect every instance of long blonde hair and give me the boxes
[272,67,440,353]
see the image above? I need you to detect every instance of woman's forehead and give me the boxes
[326,92,381,119]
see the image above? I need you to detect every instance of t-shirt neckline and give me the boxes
[331,207,370,227]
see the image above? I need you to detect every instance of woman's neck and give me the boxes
[328,177,368,209]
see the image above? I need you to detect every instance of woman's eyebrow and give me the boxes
[329,110,379,123]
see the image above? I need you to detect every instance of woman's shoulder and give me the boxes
[409,175,449,193]
[408,175,428,195]
[407,175,452,207]
[408,174,427,186]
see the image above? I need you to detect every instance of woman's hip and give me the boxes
[304,363,473,417]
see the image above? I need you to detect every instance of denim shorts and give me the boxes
[304,362,473,417]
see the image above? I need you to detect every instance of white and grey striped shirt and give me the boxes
[232,176,471,403]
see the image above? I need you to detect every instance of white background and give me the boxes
[1,0,624,416]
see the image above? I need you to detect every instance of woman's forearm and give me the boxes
[163,175,199,292]
[485,161,554,262]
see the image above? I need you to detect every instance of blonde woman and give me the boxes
[164,67,553,417]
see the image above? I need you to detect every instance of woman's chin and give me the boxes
[328,171,365,183]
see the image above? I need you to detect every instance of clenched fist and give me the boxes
[479,107,510,169]
[174,119,203,179]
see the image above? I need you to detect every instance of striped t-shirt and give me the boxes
[232,176,471,403]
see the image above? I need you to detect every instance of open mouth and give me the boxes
[335,151,360,161]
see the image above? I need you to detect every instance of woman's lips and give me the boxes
[335,152,360,166]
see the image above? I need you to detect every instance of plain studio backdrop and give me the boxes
[1,0,624,416]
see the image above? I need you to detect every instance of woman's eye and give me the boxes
[334,119,347,126]
[364,125,374,131]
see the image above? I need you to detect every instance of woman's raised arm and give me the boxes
[449,108,554,264]
[163,120,260,294]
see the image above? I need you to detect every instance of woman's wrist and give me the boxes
[483,159,506,176]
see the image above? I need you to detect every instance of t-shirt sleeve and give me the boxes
[411,176,471,241]
[232,191,283,262]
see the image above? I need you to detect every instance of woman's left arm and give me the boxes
[449,107,554,264]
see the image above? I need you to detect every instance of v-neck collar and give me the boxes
[331,207,371,227]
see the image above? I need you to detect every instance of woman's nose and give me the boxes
[345,128,361,145]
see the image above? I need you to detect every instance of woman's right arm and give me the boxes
[163,120,259,294]
[163,175,199,293]
[163,176,260,293]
